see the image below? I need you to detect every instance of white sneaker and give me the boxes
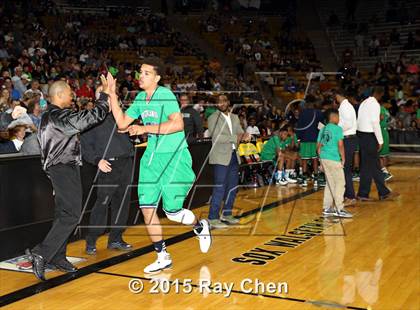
[278,177,288,186]
[220,215,240,224]
[336,209,353,218]
[195,219,212,253]
[208,219,229,229]
[144,252,172,274]
[285,175,298,184]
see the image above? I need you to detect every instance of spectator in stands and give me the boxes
[238,114,247,131]
[354,32,364,56]
[246,117,260,137]
[284,77,298,93]
[76,78,95,100]
[410,119,420,130]
[3,78,21,101]
[406,59,420,74]
[394,85,404,101]
[396,104,411,128]
[11,67,27,97]
[25,79,44,100]
[27,101,42,129]
[368,36,380,56]
[0,88,11,112]
[0,124,27,154]
[259,119,273,137]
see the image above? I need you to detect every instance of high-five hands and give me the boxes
[100,74,108,94]
[106,72,116,95]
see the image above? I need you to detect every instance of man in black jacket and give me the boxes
[81,108,134,255]
[25,76,110,281]
[179,94,203,143]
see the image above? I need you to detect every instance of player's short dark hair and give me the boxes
[325,108,339,122]
[142,57,164,76]
[279,126,288,132]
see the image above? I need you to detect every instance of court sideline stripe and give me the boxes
[0,188,317,307]
[95,270,367,310]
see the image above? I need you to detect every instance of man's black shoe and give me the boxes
[48,259,78,273]
[25,248,46,281]
[379,191,400,201]
[107,240,132,251]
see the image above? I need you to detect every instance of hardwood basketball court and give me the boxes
[1,160,419,309]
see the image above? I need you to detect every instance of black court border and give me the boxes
[0,187,364,309]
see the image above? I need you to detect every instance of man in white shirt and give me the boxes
[357,87,397,201]
[336,89,358,204]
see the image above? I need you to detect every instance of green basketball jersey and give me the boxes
[126,86,188,153]
[380,105,390,129]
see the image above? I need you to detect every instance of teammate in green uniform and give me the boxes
[106,58,211,274]
[379,103,392,181]
[261,126,298,185]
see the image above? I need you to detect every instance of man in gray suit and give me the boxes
[207,94,251,228]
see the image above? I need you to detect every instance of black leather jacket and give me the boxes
[38,92,109,171]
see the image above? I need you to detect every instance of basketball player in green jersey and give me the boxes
[106,58,211,273]
[379,103,392,181]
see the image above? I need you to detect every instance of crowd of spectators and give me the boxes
[1,1,418,157]
[199,13,320,80]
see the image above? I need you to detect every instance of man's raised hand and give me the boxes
[106,72,116,95]
[100,74,109,95]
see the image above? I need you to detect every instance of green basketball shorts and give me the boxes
[138,148,196,213]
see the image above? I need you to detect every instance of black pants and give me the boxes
[33,164,82,263]
[86,157,133,244]
[343,136,358,199]
[357,132,390,198]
